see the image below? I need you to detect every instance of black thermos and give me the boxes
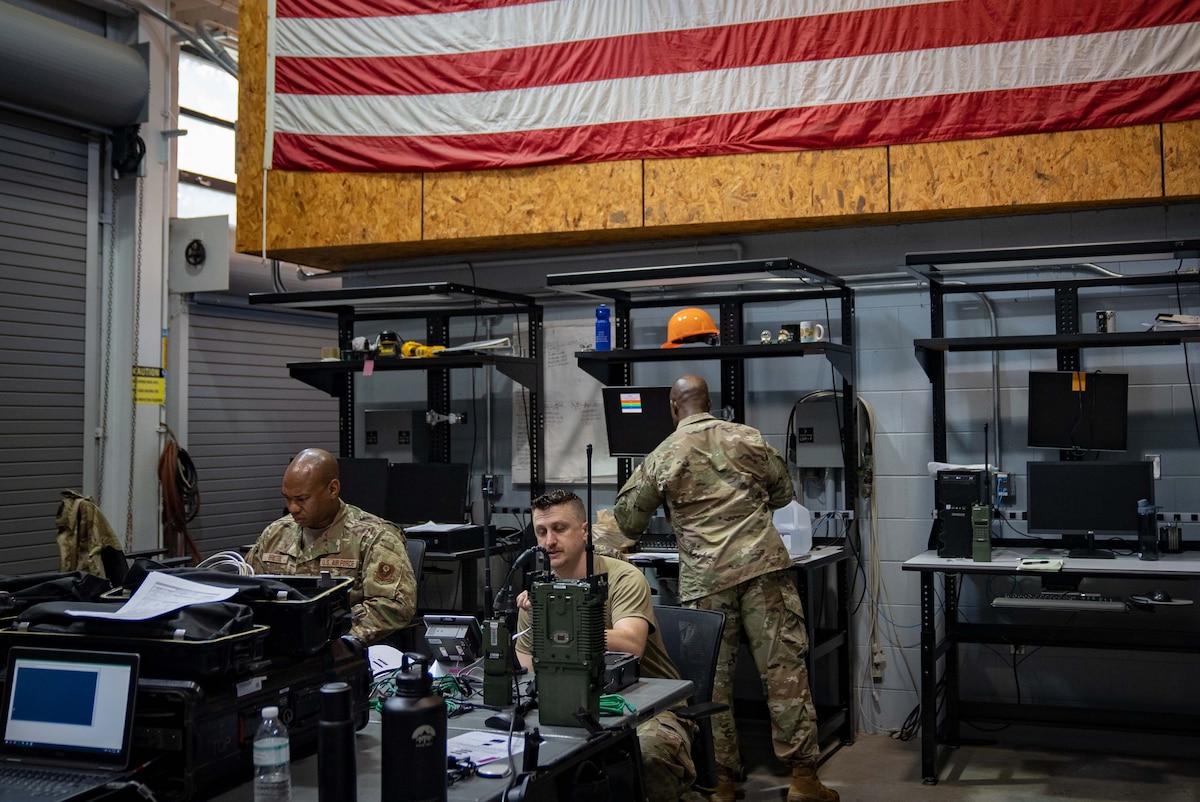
[381,655,447,802]
[318,681,357,802]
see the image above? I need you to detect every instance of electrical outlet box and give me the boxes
[1146,454,1161,480]
[994,471,1013,505]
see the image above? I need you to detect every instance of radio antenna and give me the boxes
[585,443,594,577]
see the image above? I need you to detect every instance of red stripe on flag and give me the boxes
[271,73,1200,173]
[273,0,1197,97]
[275,0,546,19]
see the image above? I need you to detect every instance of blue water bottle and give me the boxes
[595,304,612,351]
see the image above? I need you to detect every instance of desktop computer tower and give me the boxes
[934,470,987,558]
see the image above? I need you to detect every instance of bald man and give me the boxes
[614,376,838,802]
[246,448,416,645]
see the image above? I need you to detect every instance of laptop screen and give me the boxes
[1,648,139,769]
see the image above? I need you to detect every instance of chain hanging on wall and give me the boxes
[98,179,116,503]
[125,178,144,551]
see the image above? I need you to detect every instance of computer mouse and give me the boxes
[1149,589,1173,603]
[485,710,525,732]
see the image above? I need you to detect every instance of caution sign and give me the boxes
[132,366,165,405]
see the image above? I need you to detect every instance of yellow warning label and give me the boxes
[132,366,165,405]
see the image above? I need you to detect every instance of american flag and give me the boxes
[266,0,1200,173]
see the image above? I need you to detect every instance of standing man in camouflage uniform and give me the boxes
[613,375,838,802]
[246,448,416,646]
[514,490,700,802]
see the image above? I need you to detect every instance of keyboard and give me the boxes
[992,592,1127,612]
[0,765,108,797]
[639,534,677,553]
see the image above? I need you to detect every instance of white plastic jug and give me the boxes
[773,499,813,558]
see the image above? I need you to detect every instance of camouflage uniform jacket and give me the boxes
[55,490,123,577]
[613,412,795,603]
[246,501,416,645]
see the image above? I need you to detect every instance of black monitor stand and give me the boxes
[1065,532,1115,559]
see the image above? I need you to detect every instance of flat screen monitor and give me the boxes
[387,462,469,525]
[336,458,389,518]
[602,386,676,457]
[1027,371,1128,452]
[1026,460,1153,558]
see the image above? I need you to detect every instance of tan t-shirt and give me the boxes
[517,555,680,681]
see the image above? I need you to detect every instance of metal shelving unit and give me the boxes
[249,282,544,493]
[548,257,858,755]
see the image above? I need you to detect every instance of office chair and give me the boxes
[389,537,428,652]
[654,605,729,794]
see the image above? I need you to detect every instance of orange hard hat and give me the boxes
[662,308,720,349]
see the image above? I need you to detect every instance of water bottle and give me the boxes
[1137,498,1159,561]
[595,304,611,351]
[317,682,356,802]
[253,706,291,802]
[381,655,446,802]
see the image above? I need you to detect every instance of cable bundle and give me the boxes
[158,429,202,565]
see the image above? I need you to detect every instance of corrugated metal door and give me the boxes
[185,303,339,555]
[0,110,90,572]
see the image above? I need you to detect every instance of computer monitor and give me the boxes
[1027,371,1128,452]
[1026,460,1154,558]
[336,458,389,518]
[386,462,470,525]
[601,386,676,457]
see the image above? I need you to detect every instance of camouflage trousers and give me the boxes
[688,569,819,776]
[637,709,698,802]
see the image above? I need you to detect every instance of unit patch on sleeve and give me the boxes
[375,563,395,583]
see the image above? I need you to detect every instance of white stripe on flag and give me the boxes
[275,0,952,59]
[272,21,1200,139]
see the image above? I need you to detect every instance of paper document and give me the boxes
[406,521,474,532]
[65,571,237,620]
[447,731,524,765]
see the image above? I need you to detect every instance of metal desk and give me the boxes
[903,548,1200,783]
[207,677,692,801]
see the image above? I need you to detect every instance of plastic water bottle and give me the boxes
[253,706,291,802]
[595,304,612,351]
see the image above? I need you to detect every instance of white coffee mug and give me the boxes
[799,321,826,342]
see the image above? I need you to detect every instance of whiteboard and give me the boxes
[512,321,617,484]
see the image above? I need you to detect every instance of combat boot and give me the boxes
[710,773,736,802]
[786,767,839,802]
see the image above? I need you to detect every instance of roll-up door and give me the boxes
[185,304,338,555]
[0,110,90,573]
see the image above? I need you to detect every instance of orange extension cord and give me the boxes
[159,433,202,565]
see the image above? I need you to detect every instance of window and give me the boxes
[177,50,237,220]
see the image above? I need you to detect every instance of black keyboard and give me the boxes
[639,534,677,553]
[992,592,1127,612]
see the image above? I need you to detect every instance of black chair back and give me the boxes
[654,605,727,791]
[655,605,724,704]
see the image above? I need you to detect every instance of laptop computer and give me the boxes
[0,647,139,802]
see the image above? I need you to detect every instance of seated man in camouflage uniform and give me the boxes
[515,489,700,802]
[246,448,416,645]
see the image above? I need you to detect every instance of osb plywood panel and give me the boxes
[890,127,1162,212]
[644,149,888,227]
[235,0,421,256]
[424,162,642,239]
[1164,120,1200,199]
[234,0,266,255]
